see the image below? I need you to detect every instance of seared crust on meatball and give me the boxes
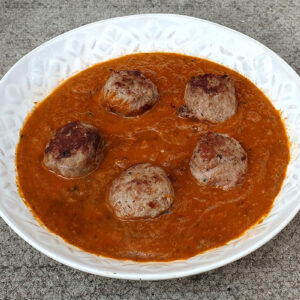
[176,105,198,120]
[190,132,247,190]
[184,74,237,123]
[101,70,159,117]
[43,121,103,178]
[109,163,174,220]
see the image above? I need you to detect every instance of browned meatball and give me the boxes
[109,163,174,220]
[190,132,247,190]
[184,74,237,123]
[101,70,159,117]
[43,121,104,178]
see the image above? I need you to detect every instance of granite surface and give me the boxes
[0,0,300,299]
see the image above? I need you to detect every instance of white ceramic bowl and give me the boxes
[0,14,300,280]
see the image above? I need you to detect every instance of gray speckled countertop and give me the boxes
[1,1,300,299]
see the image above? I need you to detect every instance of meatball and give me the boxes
[101,70,159,117]
[109,163,174,220]
[190,132,247,190]
[43,121,103,178]
[184,74,237,123]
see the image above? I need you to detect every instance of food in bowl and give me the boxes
[184,74,237,123]
[109,162,174,220]
[101,69,159,117]
[43,121,104,178]
[189,131,248,190]
[16,53,289,262]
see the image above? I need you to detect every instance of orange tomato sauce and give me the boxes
[16,53,290,261]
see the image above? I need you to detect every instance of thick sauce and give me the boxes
[16,53,289,262]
